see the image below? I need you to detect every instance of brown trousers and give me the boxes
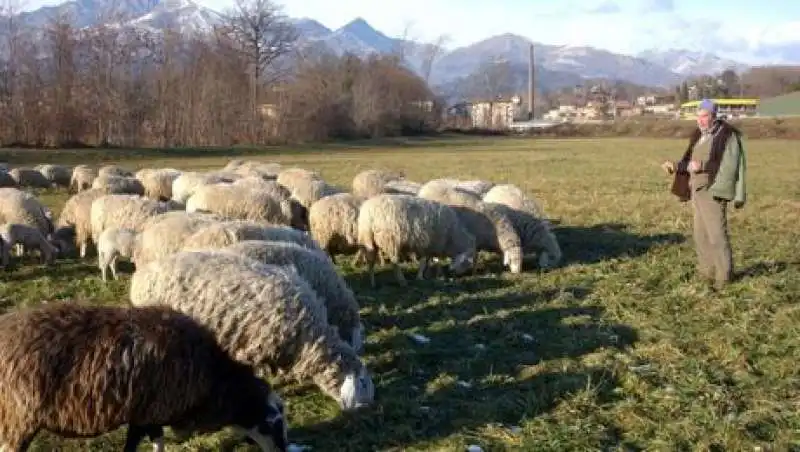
[691,187,734,284]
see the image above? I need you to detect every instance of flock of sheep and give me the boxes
[0,160,562,451]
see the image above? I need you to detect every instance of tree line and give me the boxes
[0,0,440,148]
[675,67,800,103]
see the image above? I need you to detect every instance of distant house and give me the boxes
[467,96,522,129]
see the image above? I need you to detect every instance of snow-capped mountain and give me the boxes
[637,49,749,76]
[3,0,766,89]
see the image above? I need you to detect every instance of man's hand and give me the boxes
[688,160,702,173]
[661,161,675,174]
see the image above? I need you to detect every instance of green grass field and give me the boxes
[2,136,799,451]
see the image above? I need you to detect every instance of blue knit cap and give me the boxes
[698,98,717,116]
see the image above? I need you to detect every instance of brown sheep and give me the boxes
[0,302,288,452]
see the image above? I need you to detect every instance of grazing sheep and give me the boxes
[135,167,182,201]
[418,180,483,208]
[351,169,405,199]
[288,178,342,210]
[357,194,476,287]
[97,164,132,178]
[96,227,137,281]
[454,179,495,197]
[0,223,58,266]
[69,165,97,192]
[0,302,288,452]
[186,183,305,230]
[89,194,171,243]
[8,168,51,188]
[275,167,321,190]
[232,177,291,196]
[171,171,234,204]
[450,202,523,274]
[91,174,146,196]
[181,220,325,255]
[489,203,562,268]
[56,188,107,258]
[132,211,222,265]
[232,161,283,180]
[224,240,365,352]
[383,179,422,195]
[34,164,72,188]
[0,188,53,236]
[129,249,375,410]
[482,183,543,217]
[308,192,363,263]
[0,170,16,187]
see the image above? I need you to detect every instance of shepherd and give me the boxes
[661,98,747,290]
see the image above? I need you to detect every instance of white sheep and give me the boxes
[482,183,543,217]
[351,169,405,198]
[96,227,138,281]
[418,180,483,207]
[224,239,365,352]
[289,178,342,210]
[91,174,146,196]
[132,211,223,265]
[55,188,107,258]
[0,223,58,266]
[69,165,97,192]
[97,164,133,178]
[129,249,375,410]
[185,183,305,230]
[357,194,476,287]
[181,220,325,255]
[9,168,51,188]
[171,171,235,204]
[34,164,72,188]
[0,188,53,236]
[89,194,172,244]
[231,161,283,180]
[135,167,182,201]
[308,192,363,263]
[383,179,422,195]
[450,202,523,274]
[489,202,562,268]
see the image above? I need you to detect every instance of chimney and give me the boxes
[527,43,535,120]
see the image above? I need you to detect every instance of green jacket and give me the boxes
[708,130,747,208]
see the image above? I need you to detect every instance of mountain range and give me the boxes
[4,0,762,92]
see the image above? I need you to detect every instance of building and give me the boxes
[468,96,522,129]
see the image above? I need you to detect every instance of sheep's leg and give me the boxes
[416,256,430,280]
[79,242,88,259]
[365,248,378,288]
[110,255,119,280]
[393,259,407,286]
[123,424,155,452]
[98,251,109,281]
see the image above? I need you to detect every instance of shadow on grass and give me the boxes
[555,222,685,266]
[736,260,799,280]
[292,287,637,450]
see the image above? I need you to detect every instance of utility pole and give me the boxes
[527,43,534,120]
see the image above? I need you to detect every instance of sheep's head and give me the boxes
[232,391,288,452]
[339,364,375,411]
[503,246,523,274]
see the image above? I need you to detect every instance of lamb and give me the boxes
[129,249,375,410]
[91,173,146,196]
[0,188,53,236]
[186,183,306,230]
[96,227,137,281]
[55,188,107,258]
[8,168,51,188]
[482,183,544,217]
[0,302,288,452]
[0,223,58,266]
[357,194,476,287]
[89,194,172,243]
[489,202,562,268]
[69,165,97,192]
[33,164,72,188]
[224,240,365,352]
[308,192,363,263]
[135,167,182,201]
[132,211,222,265]
[351,169,405,198]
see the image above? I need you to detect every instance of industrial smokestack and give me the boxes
[527,43,535,120]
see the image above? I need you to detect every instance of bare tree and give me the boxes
[418,34,449,84]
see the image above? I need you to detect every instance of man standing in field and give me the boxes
[662,99,747,290]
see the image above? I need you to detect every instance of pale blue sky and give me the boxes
[18,0,800,62]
